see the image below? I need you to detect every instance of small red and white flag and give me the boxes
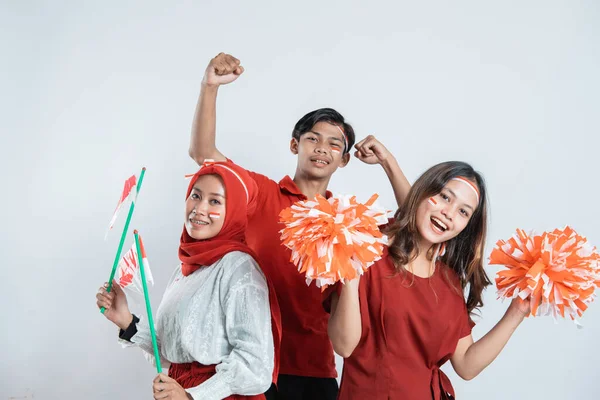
[116,234,154,293]
[106,175,137,237]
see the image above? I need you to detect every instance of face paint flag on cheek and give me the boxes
[428,197,437,206]
[209,212,221,219]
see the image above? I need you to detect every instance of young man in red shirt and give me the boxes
[188,53,410,400]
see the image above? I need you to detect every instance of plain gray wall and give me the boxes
[2,1,599,398]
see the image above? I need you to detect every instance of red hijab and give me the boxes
[178,159,281,383]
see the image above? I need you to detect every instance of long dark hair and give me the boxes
[384,161,492,314]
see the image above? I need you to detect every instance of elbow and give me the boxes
[456,369,478,381]
[189,147,226,165]
[256,375,272,394]
[327,305,362,358]
[329,327,361,358]
[188,148,204,165]
[333,343,358,358]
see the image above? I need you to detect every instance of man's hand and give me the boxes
[354,135,392,165]
[202,52,244,87]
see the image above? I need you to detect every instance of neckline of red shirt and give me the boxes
[278,175,333,200]
[383,248,444,280]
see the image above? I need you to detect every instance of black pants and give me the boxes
[265,374,339,400]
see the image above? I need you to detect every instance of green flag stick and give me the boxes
[133,229,162,373]
[101,167,146,314]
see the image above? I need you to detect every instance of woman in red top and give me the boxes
[327,161,529,400]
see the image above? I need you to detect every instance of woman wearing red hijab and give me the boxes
[96,160,281,400]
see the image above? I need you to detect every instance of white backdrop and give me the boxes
[2,1,599,399]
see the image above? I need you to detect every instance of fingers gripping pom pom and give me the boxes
[489,226,600,325]
[279,194,389,288]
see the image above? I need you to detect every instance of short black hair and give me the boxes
[292,108,355,154]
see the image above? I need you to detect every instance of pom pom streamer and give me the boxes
[489,226,600,324]
[279,194,389,288]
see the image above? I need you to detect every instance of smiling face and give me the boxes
[291,121,350,179]
[184,174,226,240]
[415,178,480,249]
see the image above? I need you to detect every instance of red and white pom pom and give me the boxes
[279,194,389,288]
[489,226,600,325]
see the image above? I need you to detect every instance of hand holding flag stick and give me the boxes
[101,167,146,314]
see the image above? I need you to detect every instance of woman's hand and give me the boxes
[96,281,133,330]
[152,374,192,400]
[506,296,531,320]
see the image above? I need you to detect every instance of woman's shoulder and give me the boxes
[220,251,260,269]
[375,246,397,269]
[218,251,266,285]
[361,247,397,281]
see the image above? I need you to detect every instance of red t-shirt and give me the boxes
[330,249,474,400]
[244,170,337,378]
